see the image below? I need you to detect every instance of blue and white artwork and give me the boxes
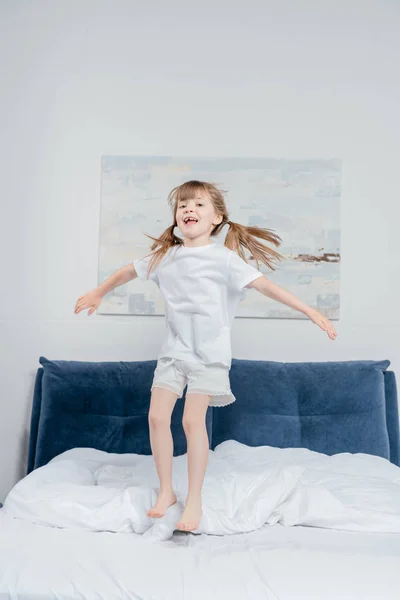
[99,156,340,319]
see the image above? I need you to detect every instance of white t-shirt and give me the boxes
[133,242,263,367]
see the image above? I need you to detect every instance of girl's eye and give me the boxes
[197,203,204,207]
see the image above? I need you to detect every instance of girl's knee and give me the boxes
[182,415,206,434]
[148,411,171,428]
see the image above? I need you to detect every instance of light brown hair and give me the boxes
[145,180,284,276]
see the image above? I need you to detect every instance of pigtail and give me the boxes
[224,221,284,271]
[144,223,182,277]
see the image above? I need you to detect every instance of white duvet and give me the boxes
[3,441,400,541]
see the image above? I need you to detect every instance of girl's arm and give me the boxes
[247,275,338,340]
[97,264,138,297]
[74,264,138,315]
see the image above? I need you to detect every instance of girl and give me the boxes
[74,180,337,533]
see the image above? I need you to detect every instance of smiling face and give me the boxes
[175,191,223,246]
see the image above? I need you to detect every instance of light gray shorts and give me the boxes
[151,357,236,407]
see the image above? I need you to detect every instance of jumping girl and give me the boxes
[74,180,337,532]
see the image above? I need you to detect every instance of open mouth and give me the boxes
[183,217,198,226]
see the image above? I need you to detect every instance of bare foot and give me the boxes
[176,498,203,532]
[147,490,177,518]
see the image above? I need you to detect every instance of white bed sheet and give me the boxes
[1,508,399,600]
[4,442,400,541]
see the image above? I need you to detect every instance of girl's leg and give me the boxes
[147,387,179,518]
[177,393,211,532]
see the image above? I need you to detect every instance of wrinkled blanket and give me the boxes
[3,441,400,541]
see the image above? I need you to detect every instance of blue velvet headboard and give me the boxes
[27,357,399,474]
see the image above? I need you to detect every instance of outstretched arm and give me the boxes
[97,264,138,296]
[247,276,338,341]
[74,264,138,315]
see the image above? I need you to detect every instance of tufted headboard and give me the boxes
[27,357,399,473]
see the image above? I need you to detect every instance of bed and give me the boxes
[0,356,399,599]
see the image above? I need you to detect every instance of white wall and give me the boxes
[1,0,399,502]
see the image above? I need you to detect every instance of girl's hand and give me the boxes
[74,290,103,315]
[307,309,338,340]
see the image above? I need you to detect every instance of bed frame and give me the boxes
[28,357,399,472]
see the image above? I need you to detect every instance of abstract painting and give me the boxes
[98,156,340,319]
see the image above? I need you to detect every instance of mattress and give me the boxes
[1,509,399,599]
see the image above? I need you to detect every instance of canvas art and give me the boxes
[98,156,340,319]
